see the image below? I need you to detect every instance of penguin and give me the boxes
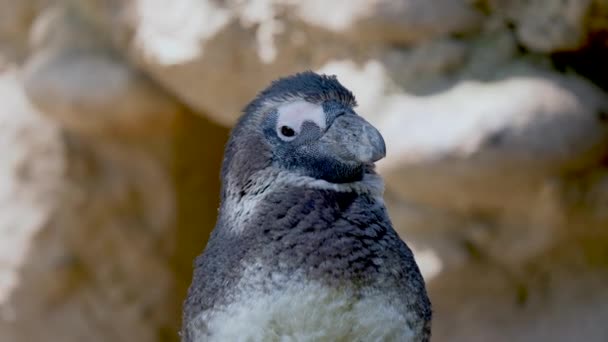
[182,71,431,342]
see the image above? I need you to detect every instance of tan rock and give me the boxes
[1,1,608,342]
[491,0,597,52]
[295,0,483,43]
[0,0,48,63]
[22,6,181,138]
[100,0,482,125]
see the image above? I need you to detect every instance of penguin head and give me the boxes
[221,71,386,195]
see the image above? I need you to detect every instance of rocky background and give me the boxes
[1,0,608,341]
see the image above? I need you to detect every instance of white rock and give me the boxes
[0,68,64,313]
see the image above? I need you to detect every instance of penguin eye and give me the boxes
[275,100,326,142]
[280,125,296,138]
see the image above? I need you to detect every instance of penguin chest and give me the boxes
[192,282,417,342]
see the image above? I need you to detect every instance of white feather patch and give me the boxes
[188,264,416,342]
[276,101,326,139]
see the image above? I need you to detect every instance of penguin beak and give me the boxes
[320,114,386,164]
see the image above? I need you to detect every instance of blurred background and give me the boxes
[1,0,608,341]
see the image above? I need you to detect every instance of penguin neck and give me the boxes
[219,168,385,235]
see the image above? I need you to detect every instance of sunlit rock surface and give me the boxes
[1,0,608,341]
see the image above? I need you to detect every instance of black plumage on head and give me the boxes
[244,71,357,116]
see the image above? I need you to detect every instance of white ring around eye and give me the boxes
[275,100,326,141]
